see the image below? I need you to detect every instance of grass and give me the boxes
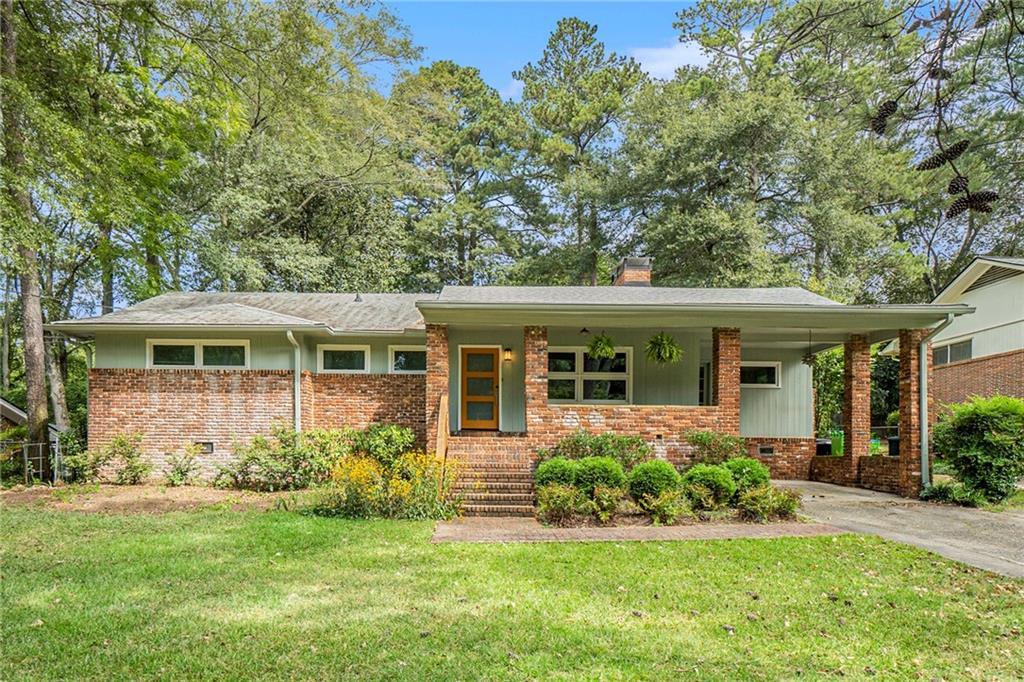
[2,509,1023,680]
[985,489,1024,512]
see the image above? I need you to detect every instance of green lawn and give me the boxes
[2,509,1022,680]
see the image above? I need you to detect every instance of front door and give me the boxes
[461,347,499,430]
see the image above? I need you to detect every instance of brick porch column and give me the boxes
[523,326,548,435]
[712,328,741,435]
[425,324,449,454]
[843,334,871,483]
[898,328,932,498]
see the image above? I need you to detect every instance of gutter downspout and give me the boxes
[286,331,301,432]
[919,313,955,489]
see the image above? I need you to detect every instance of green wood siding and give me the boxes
[446,327,526,432]
[739,348,813,438]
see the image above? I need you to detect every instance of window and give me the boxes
[389,345,426,374]
[740,361,781,388]
[318,345,370,373]
[147,340,249,369]
[934,339,972,366]
[547,347,631,404]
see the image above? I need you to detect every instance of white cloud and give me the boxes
[499,78,524,100]
[631,41,710,79]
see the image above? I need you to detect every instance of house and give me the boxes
[49,258,973,511]
[911,256,1023,406]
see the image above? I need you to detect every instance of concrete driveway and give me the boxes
[778,481,1024,578]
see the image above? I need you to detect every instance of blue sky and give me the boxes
[384,1,705,97]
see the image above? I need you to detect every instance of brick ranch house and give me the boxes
[50,258,973,514]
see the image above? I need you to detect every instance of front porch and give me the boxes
[424,320,940,514]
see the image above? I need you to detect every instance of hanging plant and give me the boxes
[645,332,683,365]
[587,332,617,361]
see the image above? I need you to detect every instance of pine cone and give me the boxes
[944,139,970,162]
[927,67,953,80]
[970,190,999,204]
[947,176,968,194]
[870,116,887,135]
[946,196,970,218]
[877,100,898,118]
[972,202,993,214]
[916,151,947,171]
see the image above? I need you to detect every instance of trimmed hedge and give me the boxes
[722,457,770,495]
[627,460,681,502]
[575,456,626,496]
[535,457,578,487]
[680,463,736,510]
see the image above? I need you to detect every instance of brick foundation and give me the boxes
[745,438,816,480]
[809,455,856,486]
[932,348,1024,408]
[857,456,901,494]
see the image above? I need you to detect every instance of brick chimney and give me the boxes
[612,257,652,286]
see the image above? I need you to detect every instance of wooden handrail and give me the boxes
[436,392,449,497]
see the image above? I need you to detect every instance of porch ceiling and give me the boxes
[418,303,973,347]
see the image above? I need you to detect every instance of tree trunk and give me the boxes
[45,337,69,430]
[100,221,114,313]
[3,0,50,475]
[1,271,10,392]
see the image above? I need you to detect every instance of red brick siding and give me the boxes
[810,456,856,486]
[88,368,296,479]
[932,348,1024,407]
[745,438,816,479]
[309,373,425,445]
[857,456,901,494]
[898,329,932,497]
[425,324,449,454]
[88,368,425,480]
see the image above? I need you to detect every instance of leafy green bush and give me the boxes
[920,481,987,508]
[534,457,578,487]
[932,395,1024,502]
[216,424,330,491]
[165,444,201,487]
[680,464,736,511]
[721,457,770,495]
[587,485,624,524]
[535,483,588,526]
[574,456,626,496]
[627,459,681,502]
[537,430,652,471]
[737,485,802,522]
[352,424,416,468]
[306,451,461,520]
[113,433,151,485]
[685,429,746,464]
[642,488,692,525]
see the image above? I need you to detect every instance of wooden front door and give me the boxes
[461,347,499,430]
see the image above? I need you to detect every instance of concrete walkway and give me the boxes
[432,516,845,544]
[778,481,1024,578]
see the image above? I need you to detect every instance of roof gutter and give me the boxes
[919,313,955,489]
[286,331,302,432]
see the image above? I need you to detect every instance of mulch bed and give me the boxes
[0,484,290,514]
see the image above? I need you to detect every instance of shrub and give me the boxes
[721,457,770,495]
[165,444,202,487]
[627,459,681,502]
[352,424,416,468]
[574,457,626,496]
[932,395,1024,502]
[737,485,802,522]
[306,451,461,520]
[536,483,588,526]
[110,433,149,485]
[587,485,624,524]
[537,430,652,471]
[920,481,986,508]
[642,488,692,525]
[216,424,325,492]
[535,457,578,487]
[685,429,746,464]
[680,464,736,511]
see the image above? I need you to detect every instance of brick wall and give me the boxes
[932,348,1024,407]
[857,456,900,494]
[809,455,856,486]
[89,368,426,480]
[745,437,816,479]
[309,373,425,444]
[89,368,296,479]
[898,329,932,497]
[425,324,449,454]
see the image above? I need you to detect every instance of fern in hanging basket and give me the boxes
[645,332,683,365]
[587,332,617,361]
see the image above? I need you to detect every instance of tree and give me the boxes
[515,18,645,285]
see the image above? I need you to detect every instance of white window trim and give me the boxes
[547,346,633,405]
[318,344,371,374]
[740,361,781,389]
[146,339,250,370]
[388,344,427,374]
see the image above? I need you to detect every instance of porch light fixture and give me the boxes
[503,347,513,362]
[802,330,815,366]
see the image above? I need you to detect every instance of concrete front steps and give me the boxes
[447,435,536,517]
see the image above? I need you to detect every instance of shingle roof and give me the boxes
[434,285,840,306]
[54,292,435,332]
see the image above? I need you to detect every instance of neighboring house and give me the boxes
[1,397,64,443]
[922,256,1023,406]
[49,258,972,509]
